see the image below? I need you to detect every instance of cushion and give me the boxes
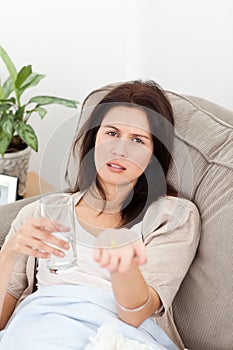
[65,84,233,350]
[167,92,233,349]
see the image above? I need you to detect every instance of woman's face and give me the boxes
[94,106,153,191]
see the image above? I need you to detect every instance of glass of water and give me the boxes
[40,193,77,273]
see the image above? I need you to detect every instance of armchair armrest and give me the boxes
[0,196,40,248]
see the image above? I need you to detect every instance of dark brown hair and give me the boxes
[73,80,176,227]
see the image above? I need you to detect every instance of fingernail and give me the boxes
[64,243,70,250]
[58,251,65,257]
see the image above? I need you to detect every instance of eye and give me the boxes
[132,137,144,144]
[107,131,118,137]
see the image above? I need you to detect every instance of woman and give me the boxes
[0,81,200,349]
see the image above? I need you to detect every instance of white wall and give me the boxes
[0,0,127,189]
[1,0,232,189]
[126,0,233,109]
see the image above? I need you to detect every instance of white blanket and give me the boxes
[0,285,178,350]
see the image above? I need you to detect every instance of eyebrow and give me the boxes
[102,124,152,140]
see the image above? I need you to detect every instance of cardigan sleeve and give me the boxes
[139,196,201,316]
[3,201,40,301]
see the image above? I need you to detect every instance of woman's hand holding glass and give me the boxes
[1,218,70,263]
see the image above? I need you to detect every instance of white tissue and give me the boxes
[84,323,156,350]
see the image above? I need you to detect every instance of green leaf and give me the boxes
[34,106,47,118]
[0,47,17,84]
[29,96,78,108]
[2,115,14,135]
[0,97,16,104]
[2,77,14,98]
[0,128,12,156]
[25,106,47,122]
[0,77,4,99]
[15,105,25,120]
[14,121,38,151]
[15,65,32,89]
[18,73,46,96]
[0,103,12,112]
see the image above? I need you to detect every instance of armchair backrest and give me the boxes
[1,83,232,350]
[65,84,233,350]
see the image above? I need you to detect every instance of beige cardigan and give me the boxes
[4,193,200,349]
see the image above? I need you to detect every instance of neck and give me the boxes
[84,182,133,214]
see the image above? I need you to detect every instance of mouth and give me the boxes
[107,162,126,170]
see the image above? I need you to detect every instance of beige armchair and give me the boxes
[1,83,233,350]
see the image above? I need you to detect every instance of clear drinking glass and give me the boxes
[40,193,77,273]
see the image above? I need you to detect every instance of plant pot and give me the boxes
[0,147,31,197]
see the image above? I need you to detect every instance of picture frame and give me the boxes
[0,174,19,205]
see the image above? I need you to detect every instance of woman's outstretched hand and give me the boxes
[93,228,147,273]
[1,218,70,262]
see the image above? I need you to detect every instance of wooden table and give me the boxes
[24,172,56,198]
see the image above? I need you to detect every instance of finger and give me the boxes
[21,221,70,251]
[117,254,132,274]
[107,255,120,272]
[132,240,147,265]
[17,246,51,260]
[24,238,66,258]
[99,250,110,267]
[93,248,101,262]
[29,218,70,232]
[28,228,70,251]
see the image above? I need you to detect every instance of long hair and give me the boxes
[72,80,176,227]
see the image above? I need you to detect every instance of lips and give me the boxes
[107,162,126,170]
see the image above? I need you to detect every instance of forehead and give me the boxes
[101,106,151,133]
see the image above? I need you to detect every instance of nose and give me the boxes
[111,139,128,158]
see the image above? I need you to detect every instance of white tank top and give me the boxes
[36,220,142,290]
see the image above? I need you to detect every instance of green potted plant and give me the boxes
[0,46,78,197]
